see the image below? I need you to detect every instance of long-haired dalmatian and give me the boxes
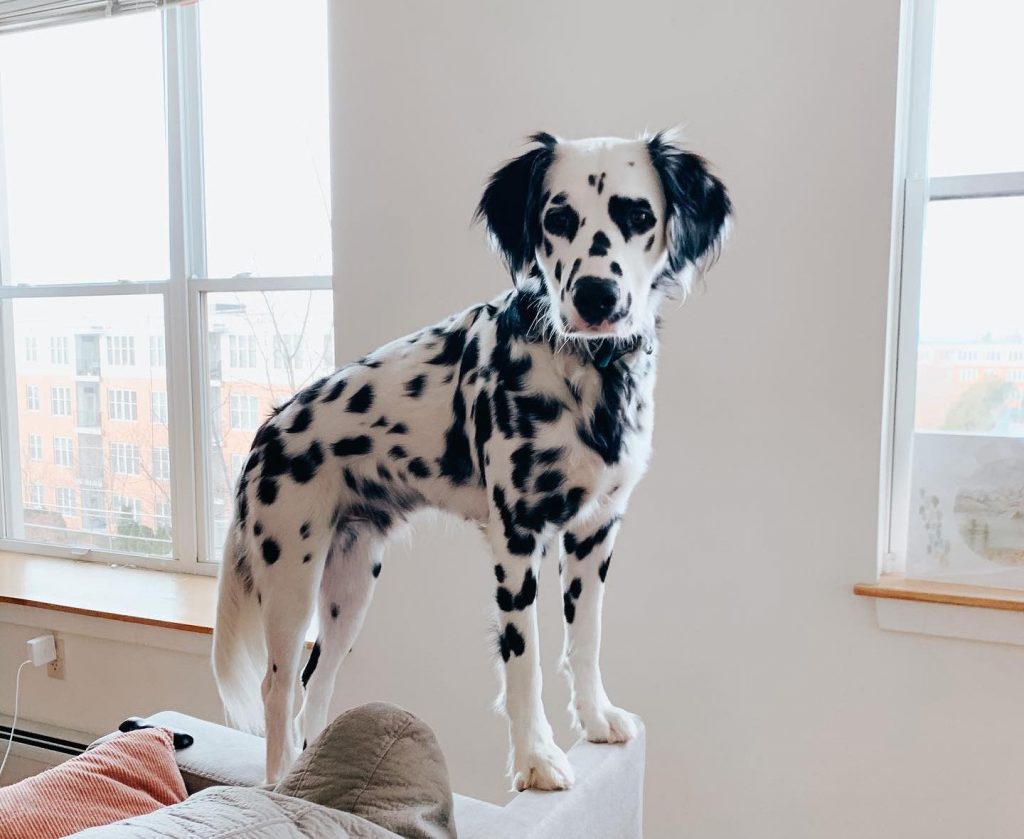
[213,131,731,790]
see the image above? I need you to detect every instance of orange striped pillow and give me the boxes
[0,726,187,838]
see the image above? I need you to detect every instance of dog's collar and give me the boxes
[592,335,647,368]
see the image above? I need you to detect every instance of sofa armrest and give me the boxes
[458,720,646,839]
[91,711,265,794]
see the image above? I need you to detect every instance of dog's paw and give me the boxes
[512,741,575,791]
[579,704,638,744]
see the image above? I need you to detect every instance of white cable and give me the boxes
[0,660,32,781]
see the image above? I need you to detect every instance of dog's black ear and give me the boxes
[475,132,557,280]
[647,131,732,278]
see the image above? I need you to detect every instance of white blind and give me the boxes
[0,0,184,34]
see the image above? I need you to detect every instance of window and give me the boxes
[229,394,260,431]
[55,487,76,518]
[110,442,140,476]
[274,334,304,370]
[25,384,39,411]
[111,495,142,528]
[106,335,136,366]
[152,447,171,481]
[107,388,139,421]
[887,0,1024,590]
[0,1,331,569]
[53,436,73,467]
[149,334,165,367]
[27,434,42,461]
[50,386,71,416]
[50,336,69,364]
[228,334,259,369]
[151,391,169,424]
[27,484,44,510]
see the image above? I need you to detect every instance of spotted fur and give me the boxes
[212,131,730,792]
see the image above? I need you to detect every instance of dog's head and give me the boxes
[476,131,731,341]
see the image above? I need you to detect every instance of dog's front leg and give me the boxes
[489,517,574,791]
[560,516,639,743]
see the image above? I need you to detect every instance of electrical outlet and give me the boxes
[47,636,65,679]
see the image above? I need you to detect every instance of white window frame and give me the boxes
[49,385,71,417]
[106,335,136,366]
[151,391,169,424]
[229,394,259,431]
[25,384,38,411]
[881,0,1024,576]
[55,486,75,518]
[109,442,141,476]
[152,446,171,481]
[107,388,139,421]
[0,4,333,574]
[26,433,41,462]
[49,336,69,365]
[53,436,73,468]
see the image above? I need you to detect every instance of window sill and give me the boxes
[855,575,1024,646]
[0,550,217,634]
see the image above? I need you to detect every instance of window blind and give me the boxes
[0,0,184,34]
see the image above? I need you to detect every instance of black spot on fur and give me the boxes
[492,485,536,556]
[408,457,431,478]
[371,416,388,428]
[554,260,563,283]
[515,393,562,438]
[254,521,263,537]
[322,377,347,403]
[599,553,613,582]
[498,623,526,662]
[496,567,538,612]
[609,261,622,277]
[377,463,393,481]
[298,377,328,405]
[511,443,534,491]
[301,642,321,687]
[474,391,492,483]
[589,230,611,257]
[332,435,373,457]
[262,538,281,564]
[405,374,427,398]
[543,204,580,243]
[494,564,505,583]
[258,477,278,504]
[300,521,310,539]
[438,389,473,485]
[287,407,313,433]
[303,553,312,563]
[645,234,655,252]
[330,602,339,619]
[290,441,324,484]
[346,383,374,414]
[389,445,407,460]
[272,663,277,673]
[388,423,408,435]
[608,195,656,243]
[428,328,468,367]
[535,469,564,493]
[372,561,382,578]
[564,518,619,559]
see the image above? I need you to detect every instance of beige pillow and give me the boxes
[276,702,456,839]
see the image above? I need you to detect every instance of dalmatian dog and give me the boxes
[212,131,731,790]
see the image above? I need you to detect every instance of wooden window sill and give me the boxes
[854,574,1024,612]
[0,551,218,634]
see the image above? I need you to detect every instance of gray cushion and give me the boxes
[276,702,456,839]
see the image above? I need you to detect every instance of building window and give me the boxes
[107,388,139,421]
[149,334,166,367]
[887,0,1024,589]
[27,433,42,461]
[50,386,71,416]
[0,0,331,568]
[110,442,140,476]
[106,335,136,366]
[273,335,304,369]
[25,384,39,411]
[228,334,259,369]
[112,495,142,526]
[154,501,172,528]
[55,487,76,518]
[53,436,74,467]
[50,336,69,364]
[27,484,44,509]
[151,391,169,424]
[229,394,260,431]
[152,446,171,481]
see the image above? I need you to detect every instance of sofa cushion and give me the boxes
[0,727,187,839]
[275,702,456,839]
[73,785,401,838]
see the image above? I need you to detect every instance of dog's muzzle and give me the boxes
[572,277,619,326]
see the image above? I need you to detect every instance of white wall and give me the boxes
[327,1,1024,837]
[4,2,1024,836]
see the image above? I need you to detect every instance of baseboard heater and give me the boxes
[0,723,88,757]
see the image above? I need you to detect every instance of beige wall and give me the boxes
[5,2,1024,836]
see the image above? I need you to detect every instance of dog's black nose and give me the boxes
[572,277,619,325]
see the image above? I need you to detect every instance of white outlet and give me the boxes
[47,637,65,679]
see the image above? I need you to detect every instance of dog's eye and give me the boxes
[543,207,578,241]
[629,208,654,230]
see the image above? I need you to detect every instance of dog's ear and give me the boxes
[647,131,732,283]
[475,132,557,280]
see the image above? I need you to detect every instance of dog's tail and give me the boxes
[212,525,266,734]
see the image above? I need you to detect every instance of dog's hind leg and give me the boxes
[258,538,324,783]
[296,532,383,749]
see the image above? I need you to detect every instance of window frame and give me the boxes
[882,0,1024,577]
[0,5,333,575]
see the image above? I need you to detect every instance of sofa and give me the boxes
[77,704,645,838]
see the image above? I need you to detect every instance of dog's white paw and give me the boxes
[512,741,575,791]
[579,704,638,744]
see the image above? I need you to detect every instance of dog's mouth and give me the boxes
[558,308,633,339]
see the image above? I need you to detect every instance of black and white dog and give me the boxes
[213,131,731,790]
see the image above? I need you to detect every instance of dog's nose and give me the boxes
[572,277,620,325]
